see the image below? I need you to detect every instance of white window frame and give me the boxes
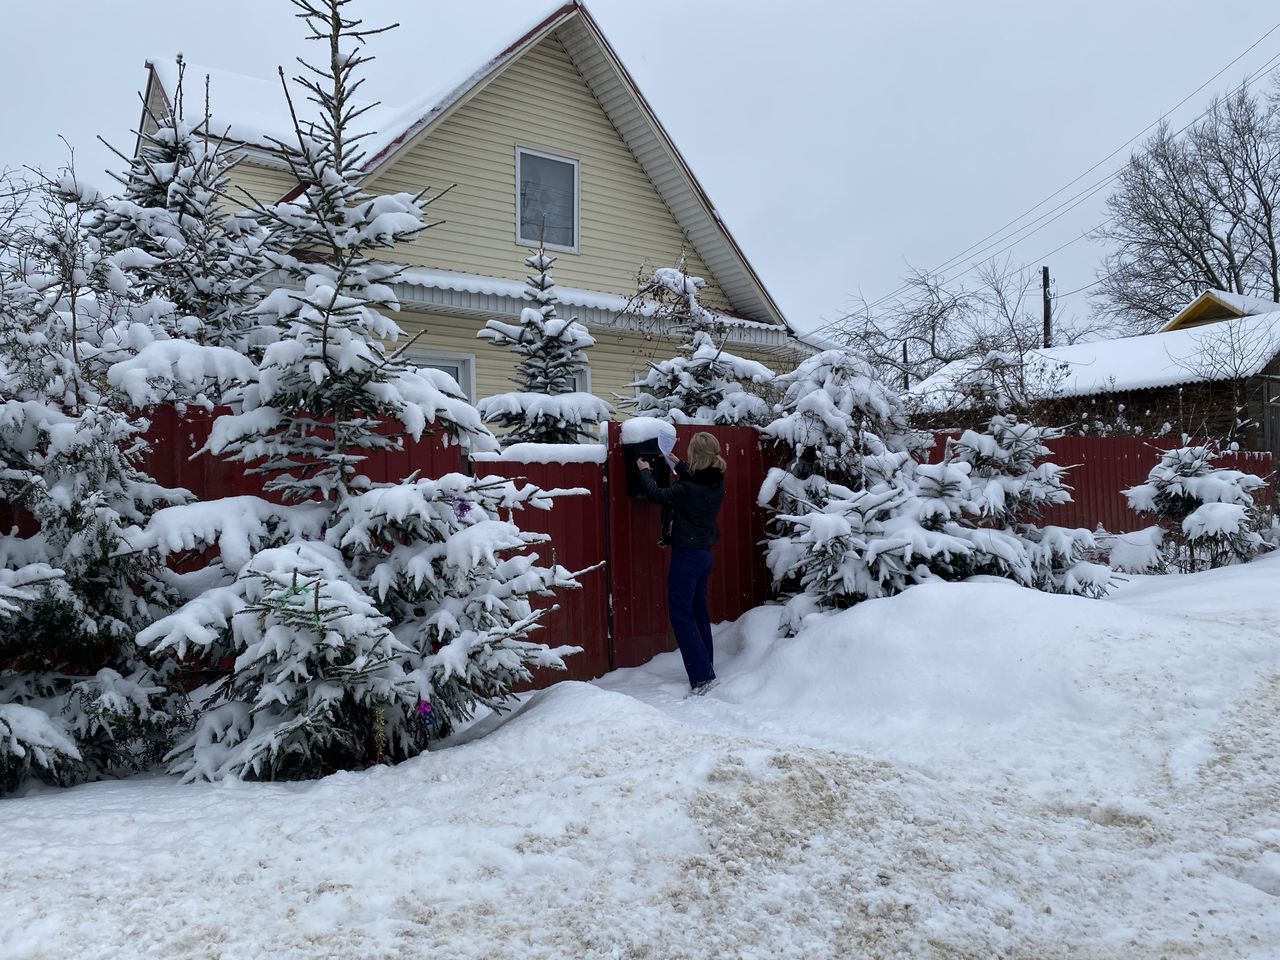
[566,366,592,394]
[515,145,581,254]
[410,350,477,403]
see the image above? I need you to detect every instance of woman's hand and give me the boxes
[636,458,650,471]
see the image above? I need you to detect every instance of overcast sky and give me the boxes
[4,1,1279,335]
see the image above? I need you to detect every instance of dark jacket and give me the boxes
[639,461,725,549]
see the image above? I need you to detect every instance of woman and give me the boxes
[636,432,727,695]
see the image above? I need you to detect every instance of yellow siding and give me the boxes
[365,33,733,312]
[140,74,169,140]
[222,160,298,208]
[393,307,792,414]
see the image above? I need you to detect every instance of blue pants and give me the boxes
[668,547,715,687]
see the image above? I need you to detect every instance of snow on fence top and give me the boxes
[619,417,672,444]
[910,310,1280,411]
[471,443,607,464]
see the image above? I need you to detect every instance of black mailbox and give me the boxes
[622,437,672,496]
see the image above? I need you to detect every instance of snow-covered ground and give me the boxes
[4,559,1280,959]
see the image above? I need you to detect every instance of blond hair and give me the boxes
[687,431,727,473]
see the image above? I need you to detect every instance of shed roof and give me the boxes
[1161,288,1280,332]
[910,310,1280,411]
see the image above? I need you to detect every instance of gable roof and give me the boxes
[1161,288,1280,332]
[910,310,1280,412]
[139,2,788,330]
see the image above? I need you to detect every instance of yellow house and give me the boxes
[135,1,811,411]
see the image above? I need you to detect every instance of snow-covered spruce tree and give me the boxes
[476,243,611,443]
[94,58,270,353]
[758,349,937,631]
[1124,444,1271,572]
[621,263,774,425]
[949,415,1111,597]
[761,349,919,506]
[133,1,585,783]
[0,167,189,794]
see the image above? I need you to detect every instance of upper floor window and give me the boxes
[517,146,579,253]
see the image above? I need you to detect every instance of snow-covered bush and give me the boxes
[477,244,610,443]
[759,349,927,630]
[761,363,1109,632]
[130,1,588,782]
[621,264,774,425]
[949,415,1110,597]
[1125,444,1271,572]
[762,349,920,501]
[1106,526,1166,574]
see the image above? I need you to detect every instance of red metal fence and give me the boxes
[142,406,464,494]
[19,408,1280,691]
[605,422,771,671]
[133,410,776,686]
[1040,436,1273,533]
[470,455,611,684]
[932,432,1275,533]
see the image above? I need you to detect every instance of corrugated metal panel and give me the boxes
[1041,436,1273,533]
[141,406,462,497]
[606,422,772,670]
[933,432,1274,533]
[471,459,610,684]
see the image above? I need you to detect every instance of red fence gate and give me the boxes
[471,426,775,682]
[470,452,611,684]
[605,422,771,671]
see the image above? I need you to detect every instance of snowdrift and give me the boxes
[4,560,1280,958]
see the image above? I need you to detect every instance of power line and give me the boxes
[842,46,1280,328]
[1055,276,1107,299]
[840,21,1280,321]
[954,46,1280,298]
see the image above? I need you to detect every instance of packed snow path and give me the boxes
[4,560,1280,959]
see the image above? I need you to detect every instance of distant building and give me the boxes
[910,289,1280,457]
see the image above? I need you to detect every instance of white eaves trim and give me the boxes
[387,265,804,354]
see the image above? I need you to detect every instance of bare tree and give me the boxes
[1170,316,1280,443]
[1095,85,1280,334]
[833,259,1103,391]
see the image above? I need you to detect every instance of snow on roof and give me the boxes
[1202,290,1280,316]
[910,310,1280,410]
[145,4,565,165]
[146,57,452,164]
[394,264,785,333]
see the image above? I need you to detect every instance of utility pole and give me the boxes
[902,341,909,390]
[1041,265,1052,348]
